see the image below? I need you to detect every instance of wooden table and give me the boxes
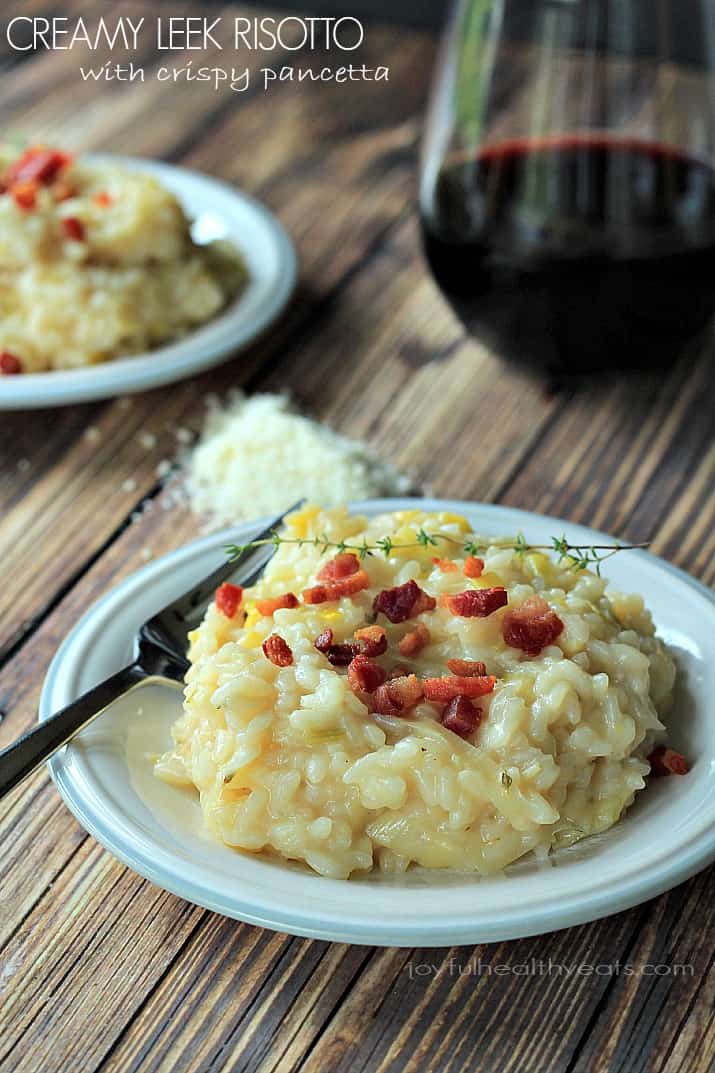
[1,4,714,1071]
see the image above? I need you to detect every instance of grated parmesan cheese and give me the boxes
[185,392,412,528]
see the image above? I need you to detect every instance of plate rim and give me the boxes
[40,498,715,945]
[0,155,297,409]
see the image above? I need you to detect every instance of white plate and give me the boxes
[40,499,715,946]
[0,155,297,409]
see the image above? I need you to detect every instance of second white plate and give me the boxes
[0,155,297,409]
[40,499,715,945]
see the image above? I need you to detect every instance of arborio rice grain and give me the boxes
[155,505,676,878]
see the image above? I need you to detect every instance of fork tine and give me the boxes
[160,499,305,618]
[139,499,306,665]
[211,498,305,588]
[1,501,307,796]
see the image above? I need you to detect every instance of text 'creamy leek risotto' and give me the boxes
[155,506,680,879]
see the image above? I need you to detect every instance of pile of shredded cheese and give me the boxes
[185,392,412,528]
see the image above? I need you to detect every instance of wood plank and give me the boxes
[0,2,306,153]
[0,0,164,122]
[0,217,560,750]
[0,206,560,1010]
[1,213,708,1068]
[502,346,715,578]
[567,868,715,1073]
[94,936,370,1073]
[0,840,205,1073]
[0,29,436,658]
[655,444,715,586]
[1,6,714,1072]
[256,216,561,499]
[0,209,556,1069]
[289,920,637,1073]
[0,770,86,950]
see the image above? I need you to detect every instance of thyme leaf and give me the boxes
[226,531,646,571]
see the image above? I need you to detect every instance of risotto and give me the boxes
[155,505,679,879]
[0,145,246,372]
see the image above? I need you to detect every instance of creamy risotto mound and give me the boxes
[156,506,676,879]
[0,145,245,371]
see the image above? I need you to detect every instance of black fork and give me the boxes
[0,504,300,799]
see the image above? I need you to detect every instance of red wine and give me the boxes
[420,136,715,373]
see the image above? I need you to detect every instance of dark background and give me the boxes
[255,0,447,27]
[250,1,707,63]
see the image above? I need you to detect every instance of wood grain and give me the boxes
[0,3,713,1073]
[0,26,436,658]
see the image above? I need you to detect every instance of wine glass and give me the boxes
[419,0,715,374]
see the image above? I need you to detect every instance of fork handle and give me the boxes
[0,662,150,800]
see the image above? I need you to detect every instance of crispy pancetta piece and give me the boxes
[215,582,243,619]
[262,634,293,667]
[317,552,361,581]
[354,624,388,657]
[398,623,431,657]
[255,592,299,616]
[373,580,436,623]
[445,588,508,618]
[347,654,387,695]
[446,658,487,677]
[371,675,424,716]
[423,675,496,701]
[647,746,689,776]
[502,595,564,655]
[303,569,370,605]
[440,696,483,739]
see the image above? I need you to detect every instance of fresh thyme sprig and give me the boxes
[225,528,647,576]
